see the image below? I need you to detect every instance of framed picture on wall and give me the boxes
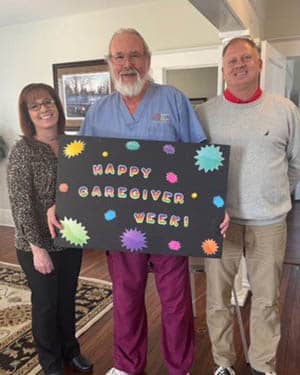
[53,59,112,130]
[189,97,208,109]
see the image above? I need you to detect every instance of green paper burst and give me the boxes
[60,217,90,246]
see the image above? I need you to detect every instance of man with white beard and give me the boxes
[78,28,228,375]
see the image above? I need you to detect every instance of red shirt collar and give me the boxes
[224,87,262,104]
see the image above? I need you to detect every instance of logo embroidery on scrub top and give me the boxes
[152,113,170,124]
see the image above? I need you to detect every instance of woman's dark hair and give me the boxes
[19,83,65,138]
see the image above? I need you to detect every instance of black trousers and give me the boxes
[17,248,83,374]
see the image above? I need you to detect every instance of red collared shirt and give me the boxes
[224,87,262,104]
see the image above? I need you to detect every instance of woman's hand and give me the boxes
[30,244,54,274]
[220,212,230,237]
[47,204,62,239]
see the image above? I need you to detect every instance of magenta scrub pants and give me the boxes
[107,251,194,375]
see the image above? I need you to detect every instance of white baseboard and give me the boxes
[0,208,14,227]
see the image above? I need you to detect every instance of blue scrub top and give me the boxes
[80,82,206,143]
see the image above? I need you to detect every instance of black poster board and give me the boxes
[55,135,230,257]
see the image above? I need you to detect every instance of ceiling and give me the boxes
[263,0,300,40]
[0,0,156,28]
[189,0,300,40]
[0,0,299,41]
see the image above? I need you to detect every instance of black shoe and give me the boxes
[214,366,236,375]
[68,355,93,372]
[251,368,274,375]
[47,370,64,375]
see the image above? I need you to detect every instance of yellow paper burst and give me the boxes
[63,140,85,158]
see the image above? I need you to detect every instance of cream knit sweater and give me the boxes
[196,92,300,225]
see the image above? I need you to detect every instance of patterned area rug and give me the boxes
[0,261,113,375]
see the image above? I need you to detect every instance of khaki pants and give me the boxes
[205,221,286,373]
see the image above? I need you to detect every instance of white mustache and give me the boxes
[120,69,138,76]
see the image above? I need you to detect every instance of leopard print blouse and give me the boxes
[7,137,62,252]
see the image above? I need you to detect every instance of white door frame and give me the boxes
[151,46,221,91]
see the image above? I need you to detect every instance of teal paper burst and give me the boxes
[194,145,224,173]
[126,141,140,151]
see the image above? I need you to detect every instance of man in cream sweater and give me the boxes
[196,37,300,375]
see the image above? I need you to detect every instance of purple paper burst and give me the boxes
[120,228,147,252]
[163,144,175,155]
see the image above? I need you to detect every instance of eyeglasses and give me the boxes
[110,52,145,65]
[226,55,253,67]
[27,99,56,112]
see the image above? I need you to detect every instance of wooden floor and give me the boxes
[1,203,300,374]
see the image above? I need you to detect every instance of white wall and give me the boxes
[271,39,300,58]
[0,0,220,225]
[166,67,218,99]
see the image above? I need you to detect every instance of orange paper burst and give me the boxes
[201,239,218,255]
[59,183,69,193]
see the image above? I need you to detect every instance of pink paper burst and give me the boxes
[168,240,181,251]
[166,172,178,184]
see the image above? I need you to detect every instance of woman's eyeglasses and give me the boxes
[27,99,55,112]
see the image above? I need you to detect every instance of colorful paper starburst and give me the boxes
[194,145,224,172]
[120,228,147,252]
[166,172,178,184]
[63,140,85,158]
[213,196,224,208]
[163,144,175,154]
[168,240,181,251]
[104,210,116,221]
[125,141,140,151]
[60,217,90,246]
[201,239,219,255]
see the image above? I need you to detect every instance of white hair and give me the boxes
[106,28,151,59]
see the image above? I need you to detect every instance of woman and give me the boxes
[7,83,93,375]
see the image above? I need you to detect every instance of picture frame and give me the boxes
[53,59,112,130]
[189,97,208,109]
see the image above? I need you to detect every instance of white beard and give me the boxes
[112,69,150,97]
